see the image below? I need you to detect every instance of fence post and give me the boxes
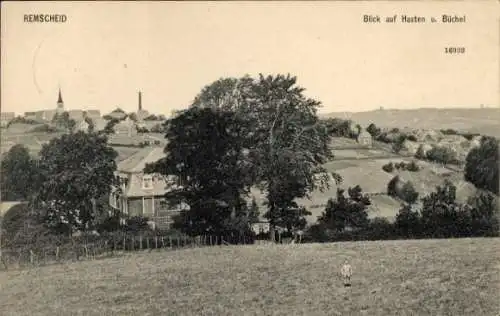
[140,235,143,250]
[30,250,35,266]
[123,235,126,251]
[155,236,158,249]
[176,237,180,249]
[56,246,60,261]
[161,236,165,249]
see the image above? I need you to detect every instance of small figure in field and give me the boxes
[341,260,352,287]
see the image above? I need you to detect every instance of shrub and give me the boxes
[392,141,404,153]
[406,160,420,172]
[394,162,406,170]
[366,123,381,137]
[426,146,457,165]
[124,216,151,234]
[407,135,417,142]
[95,215,122,233]
[387,175,400,197]
[382,162,394,173]
[0,203,63,251]
[136,127,150,134]
[400,181,419,204]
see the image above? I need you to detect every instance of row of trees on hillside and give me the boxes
[307,180,498,242]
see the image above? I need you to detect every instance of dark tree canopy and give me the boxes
[189,74,339,236]
[0,145,39,201]
[465,136,499,195]
[318,185,371,232]
[400,181,419,205]
[366,123,381,138]
[33,131,118,234]
[145,107,253,236]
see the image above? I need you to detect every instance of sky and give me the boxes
[1,1,499,116]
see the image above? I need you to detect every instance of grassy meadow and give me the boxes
[0,238,498,316]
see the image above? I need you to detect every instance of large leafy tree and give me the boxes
[191,74,339,239]
[32,132,117,235]
[465,136,499,195]
[145,107,253,236]
[0,145,39,201]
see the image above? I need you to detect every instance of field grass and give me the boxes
[0,238,498,315]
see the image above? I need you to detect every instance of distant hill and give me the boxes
[320,107,500,137]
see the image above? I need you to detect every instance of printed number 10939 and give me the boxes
[445,47,465,54]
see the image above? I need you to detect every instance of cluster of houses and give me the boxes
[0,89,167,138]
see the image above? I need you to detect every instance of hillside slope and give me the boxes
[321,108,500,137]
[0,238,498,316]
[250,156,477,223]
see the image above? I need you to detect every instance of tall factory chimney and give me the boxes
[138,91,142,111]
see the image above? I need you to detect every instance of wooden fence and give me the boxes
[0,232,260,271]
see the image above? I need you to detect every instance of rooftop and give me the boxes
[117,146,166,173]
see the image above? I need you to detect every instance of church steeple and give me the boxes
[57,87,64,112]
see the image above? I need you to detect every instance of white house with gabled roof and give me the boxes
[109,146,188,230]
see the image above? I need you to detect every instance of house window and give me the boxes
[142,175,153,189]
[159,200,168,209]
